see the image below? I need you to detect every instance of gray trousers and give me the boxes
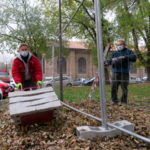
[111,72,129,104]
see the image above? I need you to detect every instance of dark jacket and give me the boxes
[12,52,43,85]
[109,48,136,73]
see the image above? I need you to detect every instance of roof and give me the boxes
[67,41,87,49]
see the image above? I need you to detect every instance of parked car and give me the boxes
[42,77,53,87]
[45,76,53,80]
[0,80,14,98]
[129,77,143,84]
[0,70,10,83]
[142,76,148,82]
[130,77,142,83]
[83,77,95,86]
[72,78,86,86]
[135,77,143,83]
[43,76,73,87]
[10,78,16,89]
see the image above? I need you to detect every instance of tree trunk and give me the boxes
[146,47,150,81]
[104,44,112,84]
[132,29,145,64]
[104,67,111,84]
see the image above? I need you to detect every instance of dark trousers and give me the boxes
[23,79,37,90]
[111,72,129,104]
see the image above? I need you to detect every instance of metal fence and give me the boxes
[57,0,150,144]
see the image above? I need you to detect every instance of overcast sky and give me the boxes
[0,53,14,63]
[0,0,39,63]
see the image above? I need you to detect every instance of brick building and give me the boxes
[42,41,97,79]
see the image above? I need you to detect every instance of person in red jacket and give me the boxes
[12,43,43,89]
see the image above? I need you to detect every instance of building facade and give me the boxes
[43,41,97,79]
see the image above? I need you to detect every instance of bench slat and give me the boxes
[9,87,53,98]
[9,92,58,104]
[10,98,61,116]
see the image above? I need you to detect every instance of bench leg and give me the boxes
[21,125,28,132]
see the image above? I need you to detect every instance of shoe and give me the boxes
[111,101,118,105]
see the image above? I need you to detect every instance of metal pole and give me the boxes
[59,0,63,101]
[5,62,7,72]
[94,0,108,129]
[52,42,55,78]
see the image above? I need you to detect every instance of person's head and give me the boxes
[18,43,30,57]
[116,40,126,51]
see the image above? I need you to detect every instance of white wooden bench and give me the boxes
[9,87,61,126]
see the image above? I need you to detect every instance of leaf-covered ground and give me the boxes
[0,100,150,150]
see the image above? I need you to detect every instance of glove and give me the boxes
[111,58,119,64]
[118,56,126,60]
[16,83,22,89]
[37,81,42,86]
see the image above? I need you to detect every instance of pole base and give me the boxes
[76,120,134,139]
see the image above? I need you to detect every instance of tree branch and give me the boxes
[74,0,95,22]
[0,33,24,42]
[76,20,96,43]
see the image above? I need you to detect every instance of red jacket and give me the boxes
[12,53,43,84]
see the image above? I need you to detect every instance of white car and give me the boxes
[129,77,137,84]
[43,76,73,87]
[72,78,87,86]
[142,76,148,82]
[45,76,53,80]
[42,77,53,87]
[136,77,143,83]
[10,78,16,89]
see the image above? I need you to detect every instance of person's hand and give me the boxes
[37,81,42,87]
[118,56,126,60]
[112,58,118,64]
[16,83,22,89]
[112,56,126,64]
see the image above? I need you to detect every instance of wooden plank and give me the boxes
[9,92,58,104]
[10,97,58,108]
[9,87,54,98]
[10,99,61,116]
[9,98,61,115]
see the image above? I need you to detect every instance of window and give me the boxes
[78,57,86,74]
[57,57,67,74]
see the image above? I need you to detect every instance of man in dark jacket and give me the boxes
[106,40,136,105]
[12,43,43,89]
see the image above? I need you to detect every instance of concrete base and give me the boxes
[76,120,134,139]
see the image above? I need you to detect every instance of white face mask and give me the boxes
[117,46,124,51]
[20,51,29,57]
